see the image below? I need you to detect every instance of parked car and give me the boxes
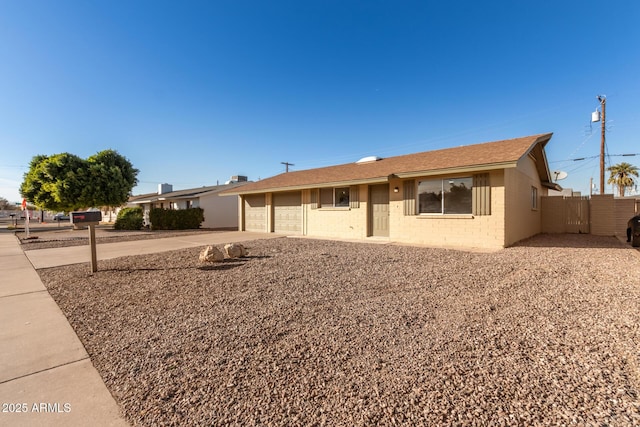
[53,213,70,222]
[628,215,640,247]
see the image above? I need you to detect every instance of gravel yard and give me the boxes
[38,234,640,426]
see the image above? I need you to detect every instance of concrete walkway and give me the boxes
[0,230,128,427]
[25,231,281,269]
[1,229,280,426]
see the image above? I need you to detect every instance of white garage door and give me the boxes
[273,191,302,234]
[244,194,266,232]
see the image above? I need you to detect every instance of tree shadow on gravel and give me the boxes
[240,255,272,260]
[102,266,193,272]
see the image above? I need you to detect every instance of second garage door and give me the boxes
[273,191,302,234]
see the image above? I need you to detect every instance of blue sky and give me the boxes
[1,1,639,204]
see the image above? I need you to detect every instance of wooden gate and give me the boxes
[565,197,590,233]
[541,196,590,234]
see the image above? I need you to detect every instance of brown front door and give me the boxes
[369,184,389,237]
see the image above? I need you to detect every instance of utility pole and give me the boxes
[281,161,294,173]
[597,95,606,194]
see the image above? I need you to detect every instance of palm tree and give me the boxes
[607,162,639,197]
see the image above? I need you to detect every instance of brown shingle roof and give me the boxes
[222,133,553,194]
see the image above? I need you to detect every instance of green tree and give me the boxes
[0,197,17,210]
[20,153,87,212]
[20,150,138,212]
[83,150,139,209]
[607,162,639,197]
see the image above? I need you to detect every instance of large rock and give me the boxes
[199,245,224,263]
[224,243,247,258]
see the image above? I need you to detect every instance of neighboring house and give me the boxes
[219,134,560,249]
[128,178,249,229]
[99,207,122,223]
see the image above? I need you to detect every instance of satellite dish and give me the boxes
[552,170,568,181]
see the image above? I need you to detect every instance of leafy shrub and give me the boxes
[114,207,144,230]
[149,207,204,230]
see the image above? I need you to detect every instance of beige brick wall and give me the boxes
[304,185,369,239]
[389,172,507,249]
[614,198,638,237]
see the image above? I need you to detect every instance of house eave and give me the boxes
[224,162,520,195]
[542,181,563,191]
[221,176,389,195]
[394,162,517,179]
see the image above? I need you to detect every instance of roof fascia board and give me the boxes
[222,177,389,195]
[195,189,232,197]
[161,195,197,200]
[536,143,552,182]
[521,133,552,157]
[542,181,562,191]
[394,162,517,179]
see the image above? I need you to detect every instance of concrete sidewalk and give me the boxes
[1,229,280,426]
[0,230,128,427]
[25,230,282,269]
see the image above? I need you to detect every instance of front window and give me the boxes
[418,177,472,214]
[335,187,350,207]
[320,187,350,207]
[531,186,538,210]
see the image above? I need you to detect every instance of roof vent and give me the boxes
[356,156,382,164]
[225,175,248,185]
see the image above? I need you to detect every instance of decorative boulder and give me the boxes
[199,245,224,263]
[224,243,247,258]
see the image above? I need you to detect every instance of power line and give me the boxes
[549,153,638,163]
